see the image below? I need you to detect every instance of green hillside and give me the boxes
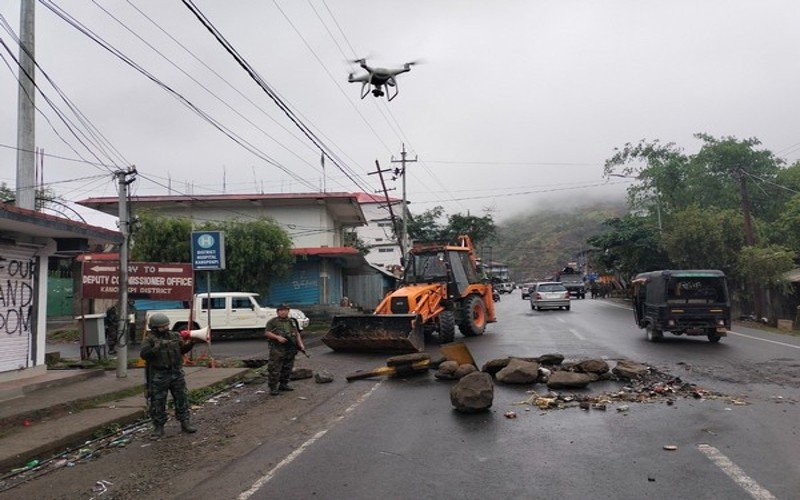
[493,202,626,282]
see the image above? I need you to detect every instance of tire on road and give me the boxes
[706,328,722,343]
[646,323,663,342]
[459,295,487,337]
[438,310,456,344]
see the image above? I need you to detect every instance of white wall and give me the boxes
[355,202,405,269]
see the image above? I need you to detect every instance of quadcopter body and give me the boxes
[347,58,416,101]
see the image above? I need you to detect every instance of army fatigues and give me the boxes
[140,330,193,427]
[265,317,300,389]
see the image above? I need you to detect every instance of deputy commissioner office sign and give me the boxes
[82,262,193,301]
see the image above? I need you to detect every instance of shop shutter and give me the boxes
[0,244,36,373]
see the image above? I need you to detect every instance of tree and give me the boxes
[1,181,62,212]
[735,245,795,289]
[198,218,294,293]
[587,215,669,278]
[407,206,497,247]
[131,213,294,294]
[130,212,193,263]
[772,194,800,252]
[661,206,744,275]
[407,205,445,242]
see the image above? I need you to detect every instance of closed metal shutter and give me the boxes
[0,244,36,373]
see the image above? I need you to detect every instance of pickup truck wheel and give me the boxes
[646,324,663,342]
[438,310,456,344]
[459,295,486,337]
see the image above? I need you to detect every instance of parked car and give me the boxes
[632,269,730,343]
[530,282,571,311]
[496,282,514,294]
[520,282,536,300]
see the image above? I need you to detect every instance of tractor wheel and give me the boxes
[438,310,456,344]
[460,295,487,337]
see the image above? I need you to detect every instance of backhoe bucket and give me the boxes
[322,314,424,353]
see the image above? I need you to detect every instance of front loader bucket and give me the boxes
[322,314,424,353]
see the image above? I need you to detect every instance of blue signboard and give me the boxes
[191,231,226,270]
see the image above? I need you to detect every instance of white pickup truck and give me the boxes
[144,292,310,339]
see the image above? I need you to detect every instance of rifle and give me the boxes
[144,364,152,409]
[289,318,310,358]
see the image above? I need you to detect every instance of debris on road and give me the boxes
[496,359,540,384]
[347,353,432,382]
[450,372,494,413]
[663,445,678,451]
[504,410,517,419]
[314,371,334,384]
[546,371,593,389]
[613,360,650,379]
[435,360,459,380]
[617,405,630,413]
[290,368,314,380]
[454,364,477,379]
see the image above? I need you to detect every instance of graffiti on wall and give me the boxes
[0,258,35,335]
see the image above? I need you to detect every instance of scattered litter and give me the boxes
[731,400,747,406]
[504,411,517,419]
[207,398,219,404]
[140,443,152,448]
[617,405,629,413]
[22,419,31,427]
[91,479,113,494]
[724,408,732,411]
[592,403,607,411]
[255,390,266,395]
[663,445,678,451]
[648,477,656,482]
[298,396,308,400]
[234,383,245,388]
[66,461,76,467]
[290,417,297,421]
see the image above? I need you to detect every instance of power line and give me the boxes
[41,0,317,190]
[412,180,633,203]
[0,143,117,169]
[180,0,374,195]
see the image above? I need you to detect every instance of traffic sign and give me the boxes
[192,231,225,270]
[81,262,193,300]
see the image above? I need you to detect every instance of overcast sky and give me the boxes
[1,0,799,229]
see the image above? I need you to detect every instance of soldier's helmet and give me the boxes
[277,303,290,311]
[148,313,170,330]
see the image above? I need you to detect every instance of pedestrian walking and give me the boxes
[140,313,199,438]
[265,304,305,396]
[105,301,119,355]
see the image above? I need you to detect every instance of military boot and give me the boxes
[270,387,280,396]
[150,424,165,439]
[180,419,197,434]
[278,383,294,392]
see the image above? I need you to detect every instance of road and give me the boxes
[11,293,800,499]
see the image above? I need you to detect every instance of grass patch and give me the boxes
[49,329,81,342]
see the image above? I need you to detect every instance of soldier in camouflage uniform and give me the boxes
[140,313,199,438]
[265,304,305,396]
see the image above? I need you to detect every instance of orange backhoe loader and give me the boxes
[322,235,496,353]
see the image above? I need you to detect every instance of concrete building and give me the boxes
[77,192,394,309]
[352,192,408,273]
[0,203,121,382]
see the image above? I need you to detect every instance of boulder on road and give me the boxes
[314,371,334,384]
[536,353,565,365]
[546,371,594,389]
[454,364,477,379]
[450,372,494,413]
[496,359,540,384]
[613,360,650,379]
[577,359,610,374]
[481,358,511,376]
[435,360,460,380]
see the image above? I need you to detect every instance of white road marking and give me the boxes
[238,383,382,499]
[569,328,586,341]
[697,444,776,499]
[556,317,566,323]
[597,301,800,350]
[727,331,800,350]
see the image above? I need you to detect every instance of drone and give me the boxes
[347,58,418,101]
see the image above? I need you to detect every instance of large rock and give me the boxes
[613,360,649,379]
[454,364,477,379]
[481,358,511,376]
[546,371,594,389]
[496,359,540,384]
[435,360,460,380]
[576,359,610,374]
[314,371,334,384]
[450,372,494,413]
[536,353,565,365]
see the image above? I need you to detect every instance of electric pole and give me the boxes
[16,0,36,210]
[391,144,417,251]
[116,167,137,378]
[736,167,761,319]
[368,160,404,256]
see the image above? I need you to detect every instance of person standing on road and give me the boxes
[140,313,199,438]
[105,301,119,355]
[265,304,305,396]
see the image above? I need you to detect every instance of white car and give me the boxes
[530,282,571,311]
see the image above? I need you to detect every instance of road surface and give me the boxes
[10,293,800,499]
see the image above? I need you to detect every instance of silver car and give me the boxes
[530,282,571,311]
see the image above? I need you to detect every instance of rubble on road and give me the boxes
[612,360,650,379]
[453,364,477,379]
[496,359,540,384]
[546,371,594,389]
[314,371,334,384]
[450,372,494,413]
[290,368,314,380]
[435,360,459,380]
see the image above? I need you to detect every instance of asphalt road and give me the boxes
[232,292,800,500]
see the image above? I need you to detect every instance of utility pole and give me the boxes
[391,144,417,251]
[369,160,404,256]
[116,167,137,378]
[16,0,36,210]
[736,167,761,318]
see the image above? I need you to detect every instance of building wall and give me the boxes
[138,204,340,248]
[355,202,404,269]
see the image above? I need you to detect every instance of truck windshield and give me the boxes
[666,277,727,304]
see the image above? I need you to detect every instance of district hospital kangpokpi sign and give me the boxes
[81,262,193,300]
[191,231,225,270]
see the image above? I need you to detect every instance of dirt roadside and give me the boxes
[4,352,382,500]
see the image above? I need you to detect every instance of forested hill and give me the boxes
[493,202,626,282]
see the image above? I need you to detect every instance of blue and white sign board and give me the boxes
[192,231,226,270]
